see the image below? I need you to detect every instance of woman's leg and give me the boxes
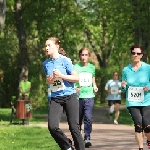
[108,100,114,120]
[65,93,85,150]
[79,99,84,132]
[142,106,150,148]
[127,107,143,149]
[114,101,121,123]
[48,100,71,150]
[83,98,94,140]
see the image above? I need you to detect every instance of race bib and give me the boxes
[111,87,118,94]
[79,72,92,87]
[50,78,66,92]
[128,86,144,102]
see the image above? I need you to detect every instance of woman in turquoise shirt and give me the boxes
[121,45,150,150]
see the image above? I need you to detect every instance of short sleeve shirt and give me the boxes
[43,54,76,97]
[74,62,95,98]
[105,79,121,100]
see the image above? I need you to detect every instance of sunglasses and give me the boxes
[131,52,142,55]
[81,54,88,56]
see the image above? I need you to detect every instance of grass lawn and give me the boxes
[0,104,133,150]
[0,126,60,150]
[117,108,133,125]
[0,108,61,150]
[0,108,49,125]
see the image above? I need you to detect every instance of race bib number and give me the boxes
[111,87,118,94]
[50,78,66,92]
[79,72,92,87]
[128,86,144,102]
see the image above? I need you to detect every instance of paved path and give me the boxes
[30,105,148,150]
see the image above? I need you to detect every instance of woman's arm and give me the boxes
[53,69,79,82]
[121,69,127,92]
[92,77,98,92]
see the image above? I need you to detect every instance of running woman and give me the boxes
[105,71,122,124]
[74,47,98,148]
[43,37,85,150]
[121,45,150,150]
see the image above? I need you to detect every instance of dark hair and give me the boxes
[130,45,146,58]
[130,45,143,53]
[22,75,27,79]
[58,48,66,56]
[79,47,91,57]
[113,71,118,76]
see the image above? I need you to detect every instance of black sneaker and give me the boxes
[84,139,92,148]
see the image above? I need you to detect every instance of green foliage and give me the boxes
[0,0,150,108]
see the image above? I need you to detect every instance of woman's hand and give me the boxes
[94,86,98,92]
[46,75,55,84]
[53,69,62,78]
[118,90,122,94]
[121,80,127,88]
[143,86,149,91]
[75,87,80,93]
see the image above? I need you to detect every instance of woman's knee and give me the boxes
[48,121,59,132]
[144,125,150,133]
[134,124,143,133]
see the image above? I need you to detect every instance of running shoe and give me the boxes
[67,147,74,150]
[84,139,92,148]
[114,120,118,125]
[148,143,150,149]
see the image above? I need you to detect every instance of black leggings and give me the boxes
[127,106,150,133]
[48,93,85,150]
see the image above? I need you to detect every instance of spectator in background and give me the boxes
[19,75,31,100]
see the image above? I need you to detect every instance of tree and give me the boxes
[0,0,6,31]
[14,0,29,79]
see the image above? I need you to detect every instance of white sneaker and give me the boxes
[67,147,74,150]
[114,120,118,125]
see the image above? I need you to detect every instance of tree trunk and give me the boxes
[14,0,29,80]
[0,0,6,31]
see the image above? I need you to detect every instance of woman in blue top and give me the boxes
[43,37,84,150]
[105,71,122,125]
[121,45,150,150]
